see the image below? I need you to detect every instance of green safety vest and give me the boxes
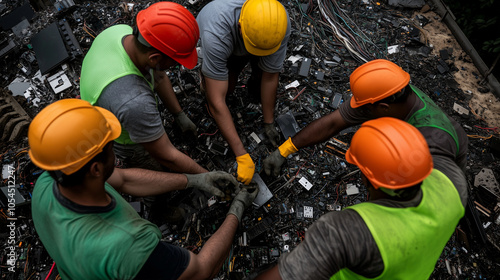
[32,172,161,279]
[407,85,460,155]
[80,24,154,145]
[330,169,464,280]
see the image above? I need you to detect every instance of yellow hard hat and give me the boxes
[349,59,410,108]
[239,0,288,56]
[28,99,121,175]
[345,117,433,189]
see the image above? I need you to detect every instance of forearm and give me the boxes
[197,215,239,278]
[291,110,346,149]
[210,102,247,156]
[260,72,279,123]
[154,149,208,174]
[155,70,182,114]
[205,78,247,157]
[143,134,208,174]
[109,168,188,196]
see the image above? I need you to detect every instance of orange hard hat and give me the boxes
[28,99,121,175]
[239,0,288,56]
[349,59,410,108]
[136,2,199,69]
[345,117,433,189]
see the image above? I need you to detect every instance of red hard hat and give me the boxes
[136,2,200,69]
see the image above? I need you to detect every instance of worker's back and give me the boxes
[332,169,464,279]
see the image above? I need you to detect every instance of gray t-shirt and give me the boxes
[196,0,291,80]
[278,155,468,280]
[96,75,164,144]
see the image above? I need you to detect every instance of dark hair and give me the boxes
[49,142,113,188]
[374,84,411,105]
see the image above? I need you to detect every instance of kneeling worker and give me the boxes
[80,2,204,173]
[256,117,466,280]
[264,59,468,177]
[197,0,291,184]
[29,99,258,279]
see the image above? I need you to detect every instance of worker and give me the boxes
[255,117,467,280]
[264,59,468,178]
[80,2,205,173]
[196,0,291,184]
[29,99,259,280]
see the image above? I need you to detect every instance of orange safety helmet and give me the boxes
[349,59,410,108]
[345,117,433,189]
[136,2,199,69]
[28,99,121,175]
[239,0,288,56]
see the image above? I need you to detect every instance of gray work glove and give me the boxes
[185,171,238,197]
[174,111,197,137]
[227,185,259,223]
[263,122,280,147]
[263,148,286,177]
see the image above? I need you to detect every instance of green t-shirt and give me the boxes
[32,172,161,280]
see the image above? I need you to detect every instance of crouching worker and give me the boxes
[255,117,466,280]
[28,99,258,280]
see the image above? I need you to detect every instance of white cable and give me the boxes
[317,0,368,63]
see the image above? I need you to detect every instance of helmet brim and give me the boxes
[243,37,281,56]
[94,106,122,143]
[172,47,198,69]
[350,96,363,108]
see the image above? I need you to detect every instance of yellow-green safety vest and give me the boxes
[80,24,154,145]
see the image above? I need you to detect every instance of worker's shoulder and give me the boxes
[98,75,154,109]
[32,171,54,200]
[315,208,366,229]
[102,75,151,97]
[98,24,132,37]
[201,0,246,11]
[198,0,245,22]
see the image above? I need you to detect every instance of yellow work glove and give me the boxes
[278,137,298,158]
[236,153,255,185]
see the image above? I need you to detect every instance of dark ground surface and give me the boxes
[1,0,499,279]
